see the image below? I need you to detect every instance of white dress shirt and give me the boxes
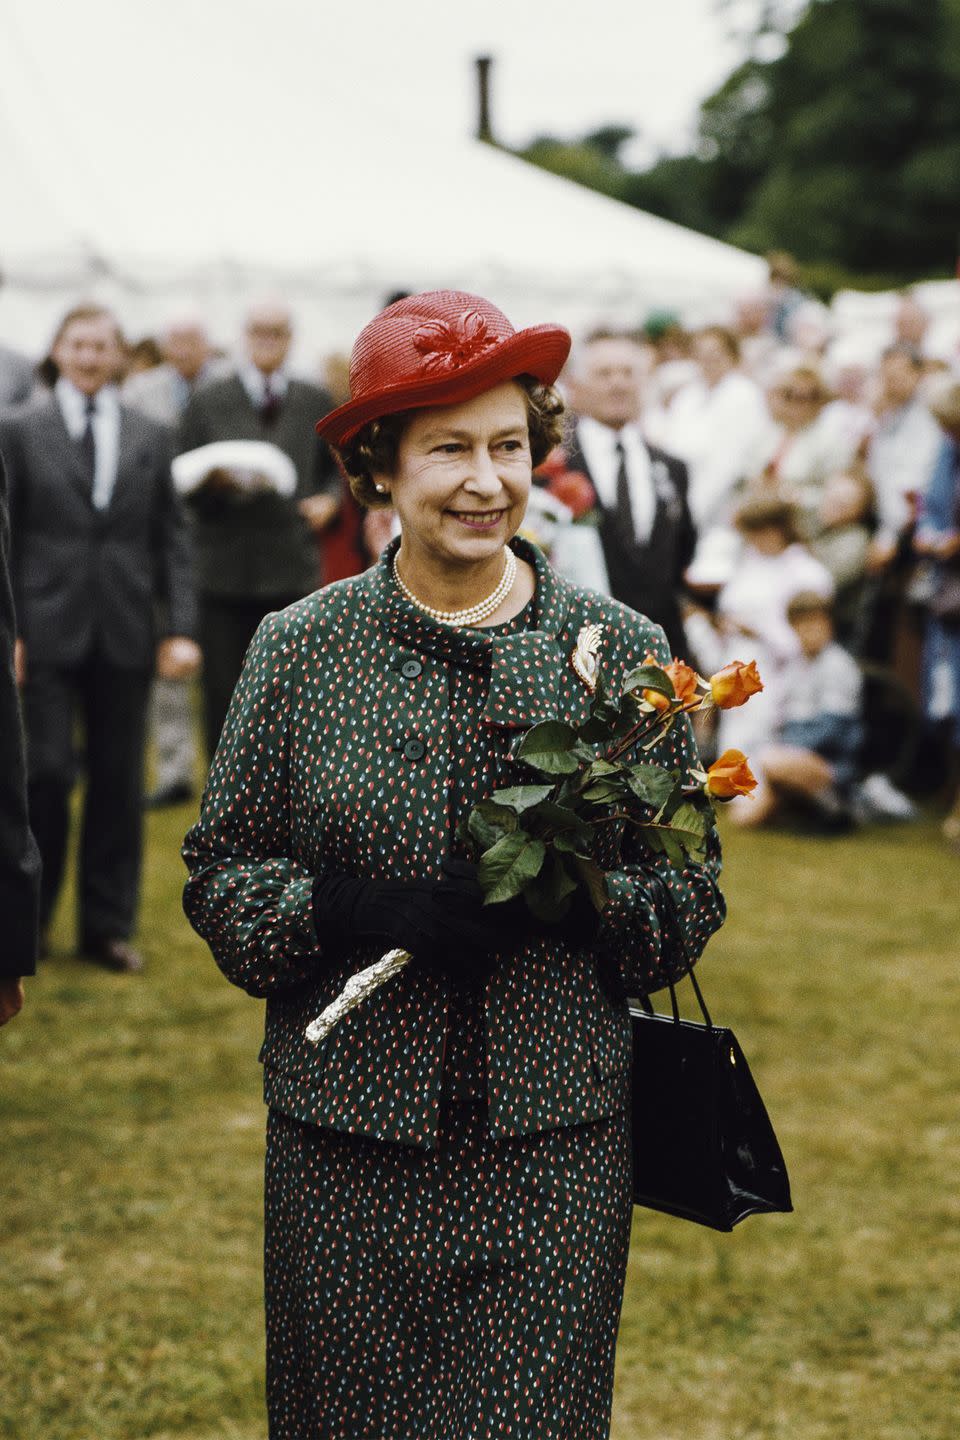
[661,369,771,533]
[56,378,121,511]
[576,416,655,542]
[238,361,289,410]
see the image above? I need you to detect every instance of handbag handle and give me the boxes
[637,965,714,1029]
[635,869,714,1028]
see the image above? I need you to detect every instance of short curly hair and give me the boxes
[333,375,566,508]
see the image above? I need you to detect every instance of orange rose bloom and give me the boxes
[663,659,700,709]
[639,652,671,711]
[640,654,700,711]
[709,660,764,709]
[704,750,757,799]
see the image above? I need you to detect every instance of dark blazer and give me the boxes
[0,452,40,978]
[183,538,726,1149]
[178,375,340,599]
[0,345,34,411]
[0,396,195,670]
[563,422,696,658]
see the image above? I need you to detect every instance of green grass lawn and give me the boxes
[3,806,958,1440]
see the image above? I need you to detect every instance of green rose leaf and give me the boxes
[552,776,580,810]
[577,714,615,743]
[490,784,555,814]
[638,824,685,867]
[529,799,581,831]
[478,832,547,904]
[623,663,674,698]
[581,780,622,804]
[523,852,579,923]
[625,764,677,812]
[667,802,708,862]
[526,801,591,851]
[636,810,707,867]
[670,801,707,837]
[468,800,517,852]
[515,720,581,775]
[572,853,609,912]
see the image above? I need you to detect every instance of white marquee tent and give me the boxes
[0,42,765,366]
[2,0,956,372]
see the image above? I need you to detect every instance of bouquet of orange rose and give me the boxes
[305,632,762,1044]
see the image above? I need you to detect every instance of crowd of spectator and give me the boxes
[1,260,959,980]
[528,264,960,846]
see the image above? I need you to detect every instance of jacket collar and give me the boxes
[372,535,579,728]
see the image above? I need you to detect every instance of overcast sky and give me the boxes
[0,0,774,351]
[3,0,754,176]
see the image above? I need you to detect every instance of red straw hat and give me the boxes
[316,290,571,448]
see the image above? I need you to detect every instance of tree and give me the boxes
[511,0,960,282]
[724,0,959,273]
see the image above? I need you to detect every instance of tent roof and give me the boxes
[0,2,764,351]
[2,123,762,296]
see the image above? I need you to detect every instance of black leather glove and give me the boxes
[311,860,513,989]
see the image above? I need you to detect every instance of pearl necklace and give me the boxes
[393,547,517,627]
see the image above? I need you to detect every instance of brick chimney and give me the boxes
[475,55,494,144]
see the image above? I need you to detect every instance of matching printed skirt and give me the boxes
[264,1095,632,1440]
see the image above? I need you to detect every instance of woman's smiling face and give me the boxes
[374,382,532,567]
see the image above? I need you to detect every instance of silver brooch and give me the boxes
[570,623,603,693]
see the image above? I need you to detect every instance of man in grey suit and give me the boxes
[0,303,198,972]
[178,299,340,756]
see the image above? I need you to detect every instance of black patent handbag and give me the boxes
[629,967,793,1231]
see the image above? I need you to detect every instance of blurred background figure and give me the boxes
[765,251,805,342]
[124,316,227,427]
[862,343,944,678]
[893,289,931,356]
[0,340,35,412]
[557,331,696,657]
[178,300,341,756]
[658,324,770,586]
[914,381,960,851]
[732,292,779,380]
[0,268,36,410]
[806,464,875,646]
[0,304,198,973]
[758,359,860,533]
[784,298,831,359]
[820,348,874,456]
[124,336,164,377]
[0,451,40,1024]
[867,344,943,578]
[125,317,229,808]
[685,495,834,758]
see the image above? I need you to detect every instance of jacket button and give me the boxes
[400,658,422,679]
[402,738,426,761]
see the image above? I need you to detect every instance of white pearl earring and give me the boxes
[375,483,387,494]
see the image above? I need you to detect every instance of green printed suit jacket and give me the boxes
[183,537,725,1148]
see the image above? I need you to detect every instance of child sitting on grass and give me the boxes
[730,590,863,829]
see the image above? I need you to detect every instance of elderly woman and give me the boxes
[759,360,861,534]
[182,291,726,1440]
